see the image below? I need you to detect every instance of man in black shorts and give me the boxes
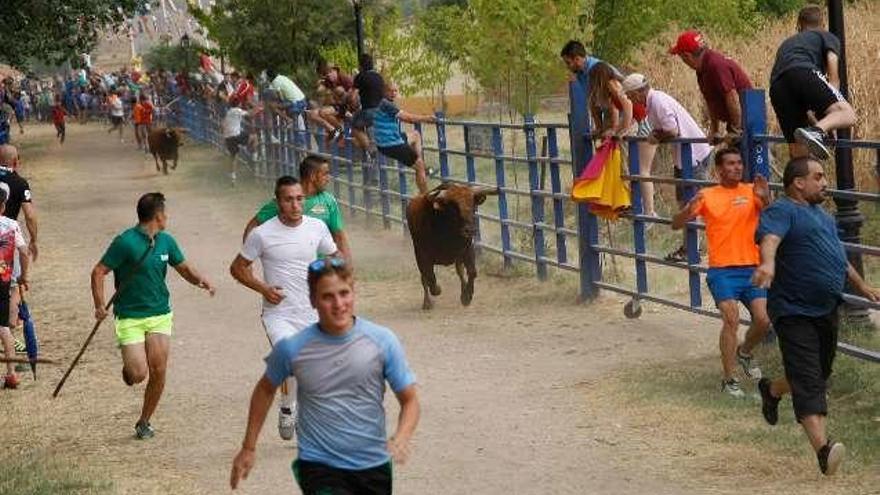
[372,82,436,194]
[752,157,880,475]
[769,5,855,160]
[351,54,385,155]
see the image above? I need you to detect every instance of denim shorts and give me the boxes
[706,266,767,306]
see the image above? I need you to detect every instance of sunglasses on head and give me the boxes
[308,257,345,273]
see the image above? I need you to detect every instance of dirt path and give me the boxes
[1,124,871,494]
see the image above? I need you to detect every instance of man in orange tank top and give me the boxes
[672,147,771,398]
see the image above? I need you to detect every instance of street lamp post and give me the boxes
[826,0,869,324]
[180,33,191,76]
[352,0,365,60]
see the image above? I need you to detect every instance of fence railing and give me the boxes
[172,87,879,364]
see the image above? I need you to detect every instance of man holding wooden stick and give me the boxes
[90,192,214,439]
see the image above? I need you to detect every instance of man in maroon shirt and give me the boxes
[670,31,752,144]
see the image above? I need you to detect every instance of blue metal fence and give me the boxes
[173,86,879,364]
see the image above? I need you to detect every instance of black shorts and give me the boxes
[352,107,377,130]
[293,459,392,495]
[378,140,418,167]
[775,311,838,421]
[0,280,10,327]
[225,134,248,156]
[110,115,123,126]
[769,67,846,143]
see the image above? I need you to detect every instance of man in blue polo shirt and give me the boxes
[752,157,880,476]
[230,258,419,494]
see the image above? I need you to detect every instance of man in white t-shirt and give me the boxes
[230,175,338,441]
[107,92,125,143]
[623,73,712,262]
[222,99,256,181]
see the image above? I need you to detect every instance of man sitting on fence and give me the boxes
[265,68,343,142]
[672,147,771,398]
[622,73,712,263]
[769,5,855,160]
[373,81,436,195]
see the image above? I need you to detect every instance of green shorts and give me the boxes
[114,312,174,346]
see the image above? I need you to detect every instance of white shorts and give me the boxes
[260,312,314,346]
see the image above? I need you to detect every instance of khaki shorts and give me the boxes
[114,312,173,346]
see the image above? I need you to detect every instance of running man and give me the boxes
[107,91,125,142]
[769,5,855,159]
[0,183,29,389]
[373,82,436,194]
[230,258,419,493]
[230,176,339,441]
[91,192,215,439]
[672,148,771,397]
[51,95,66,144]
[752,157,880,475]
[242,155,352,264]
[222,99,256,182]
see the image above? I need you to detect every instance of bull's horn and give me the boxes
[474,186,500,196]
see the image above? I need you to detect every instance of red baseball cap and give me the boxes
[669,30,704,55]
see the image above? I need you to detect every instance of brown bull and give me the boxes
[406,182,499,310]
[147,127,185,175]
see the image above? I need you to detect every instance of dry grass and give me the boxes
[630,0,880,189]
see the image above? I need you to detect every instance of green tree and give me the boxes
[0,0,145,69]
[455,0,585,116]
[142,40,204,73]
[190,0,382,91]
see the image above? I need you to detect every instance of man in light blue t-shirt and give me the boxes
[230,258,419,494]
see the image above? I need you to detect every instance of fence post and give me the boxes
[567,80,600,301]
[464,125,482,251]
[524,115,548,281]
[547,128,567,265]
[741,89,769,180]
[492,126,513,270]
[627,140,648,296]
[680,143,702,310]
[436,112,450,178]
[377,151,391,229]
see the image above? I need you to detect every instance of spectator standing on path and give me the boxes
[373,82,436,195]
[672,148,771,397]
[769,5,855,160]
[107,92,126,142]
[0,144,39,334]
[751,157,880,475]
[230,259,419,494]
[230,176,339,443]
[90,193,215,439]
[351,54,386,156]
[132,96,146,150]
[622,73,712,262]
[0,183,29,390]
[243,155,352,265]
[670,30,752,143]
[51,95,67,144]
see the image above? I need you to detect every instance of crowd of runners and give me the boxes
[0,2,875,492]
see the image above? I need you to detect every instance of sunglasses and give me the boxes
[308,257,345,273]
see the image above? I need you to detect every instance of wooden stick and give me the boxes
[0,355,58,364]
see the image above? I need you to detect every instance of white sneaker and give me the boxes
[278,405,296,441]
[721,378,746,399]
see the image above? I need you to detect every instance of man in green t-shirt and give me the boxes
[242,155,352,264]
[91,192,215,440]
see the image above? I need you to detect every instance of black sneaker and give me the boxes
[758,378,779,425]
[794,126,831,160]
[817,440,845,475]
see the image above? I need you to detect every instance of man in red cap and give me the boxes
[670,30,752,145]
